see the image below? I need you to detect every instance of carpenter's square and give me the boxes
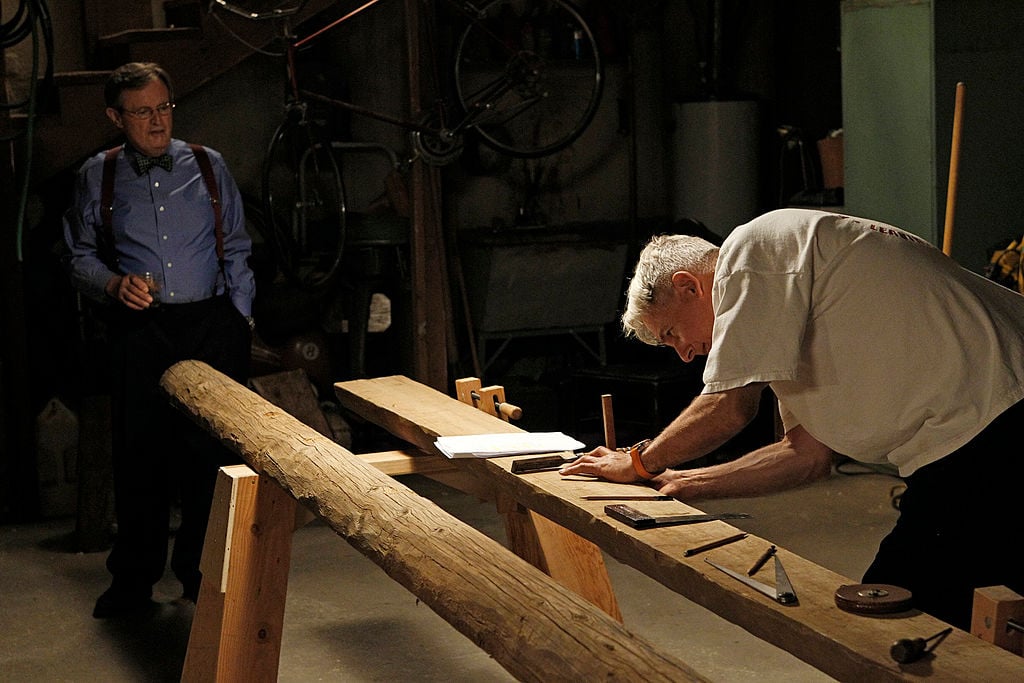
[704,554,799,605]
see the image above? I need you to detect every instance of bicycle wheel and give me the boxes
[262,111,347,289]
[453,0,603,159]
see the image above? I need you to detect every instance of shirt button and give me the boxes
[159,206,165,212]
[154,181,160,188]
[162,235,168,240]
[166,262,172,268]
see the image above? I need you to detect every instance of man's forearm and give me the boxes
[641,385,765,474]
[654,434,834,500]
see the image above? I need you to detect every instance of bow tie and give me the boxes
[134,153,173,174]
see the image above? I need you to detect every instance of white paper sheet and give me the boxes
[434,432,585,459]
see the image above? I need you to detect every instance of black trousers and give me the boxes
[105,296,250,597]
[863,398,1024,630]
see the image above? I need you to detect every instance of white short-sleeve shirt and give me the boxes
[703,208,1024,475]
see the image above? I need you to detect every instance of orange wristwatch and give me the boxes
[628,439,660,480]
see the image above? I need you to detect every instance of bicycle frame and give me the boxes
[213,0,602,289]
[210,0,602,161]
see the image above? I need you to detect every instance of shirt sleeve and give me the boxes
[702,269,811,393]
[62,157,119,303]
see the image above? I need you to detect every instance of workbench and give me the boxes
[332,374,1023,681]
[164,362,1021,680]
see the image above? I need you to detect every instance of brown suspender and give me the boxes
[99,144,225,277]
[188,143,225,265]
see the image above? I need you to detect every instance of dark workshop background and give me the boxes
[3,0,1023,523]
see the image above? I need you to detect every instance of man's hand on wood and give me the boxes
[559,446,641,483]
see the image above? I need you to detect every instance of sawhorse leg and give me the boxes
[499,496,622,621]
[181,465,297,682]
[456,377,623,622]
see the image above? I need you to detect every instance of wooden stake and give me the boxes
[942,81,966,257]
[601,394,616,450]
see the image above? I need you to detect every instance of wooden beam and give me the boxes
[333,374,1024,681]
[404,0,449,390]
[357,448,456,476]
[161,360,705,682]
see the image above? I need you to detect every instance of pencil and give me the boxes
[683,532,748,557]
[747,544,777,575]
[581,495,674,501]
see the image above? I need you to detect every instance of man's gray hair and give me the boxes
[622,234,719,345]
[105,62,174,109]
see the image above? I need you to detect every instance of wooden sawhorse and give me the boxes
[166,362,698,682]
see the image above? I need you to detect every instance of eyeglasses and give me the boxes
[121,101,175,119]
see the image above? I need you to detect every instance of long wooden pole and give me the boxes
[942,82,966,257]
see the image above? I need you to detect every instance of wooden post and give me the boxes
[602,394,617,450]
[405,0,449,390]
[181,465,297,682]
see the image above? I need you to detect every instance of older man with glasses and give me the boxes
[63,62,256,618]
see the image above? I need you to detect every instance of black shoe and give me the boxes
[92,584,156,619]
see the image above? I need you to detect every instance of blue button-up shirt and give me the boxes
[63,139,255,316]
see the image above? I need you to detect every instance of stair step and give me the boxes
[95,26,205,71]
[53,70,112,86]
[98,26,203,46]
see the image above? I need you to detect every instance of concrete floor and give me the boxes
[0,464,902,682]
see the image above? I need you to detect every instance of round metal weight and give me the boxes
[835,583,914,615]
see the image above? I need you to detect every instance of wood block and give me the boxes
[454,377,482,407]
[972,585,1024,655]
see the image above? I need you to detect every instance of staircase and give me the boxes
[6,0,337,185]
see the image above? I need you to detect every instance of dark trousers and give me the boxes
[105,296,250,597]
[863,398,1024,630]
